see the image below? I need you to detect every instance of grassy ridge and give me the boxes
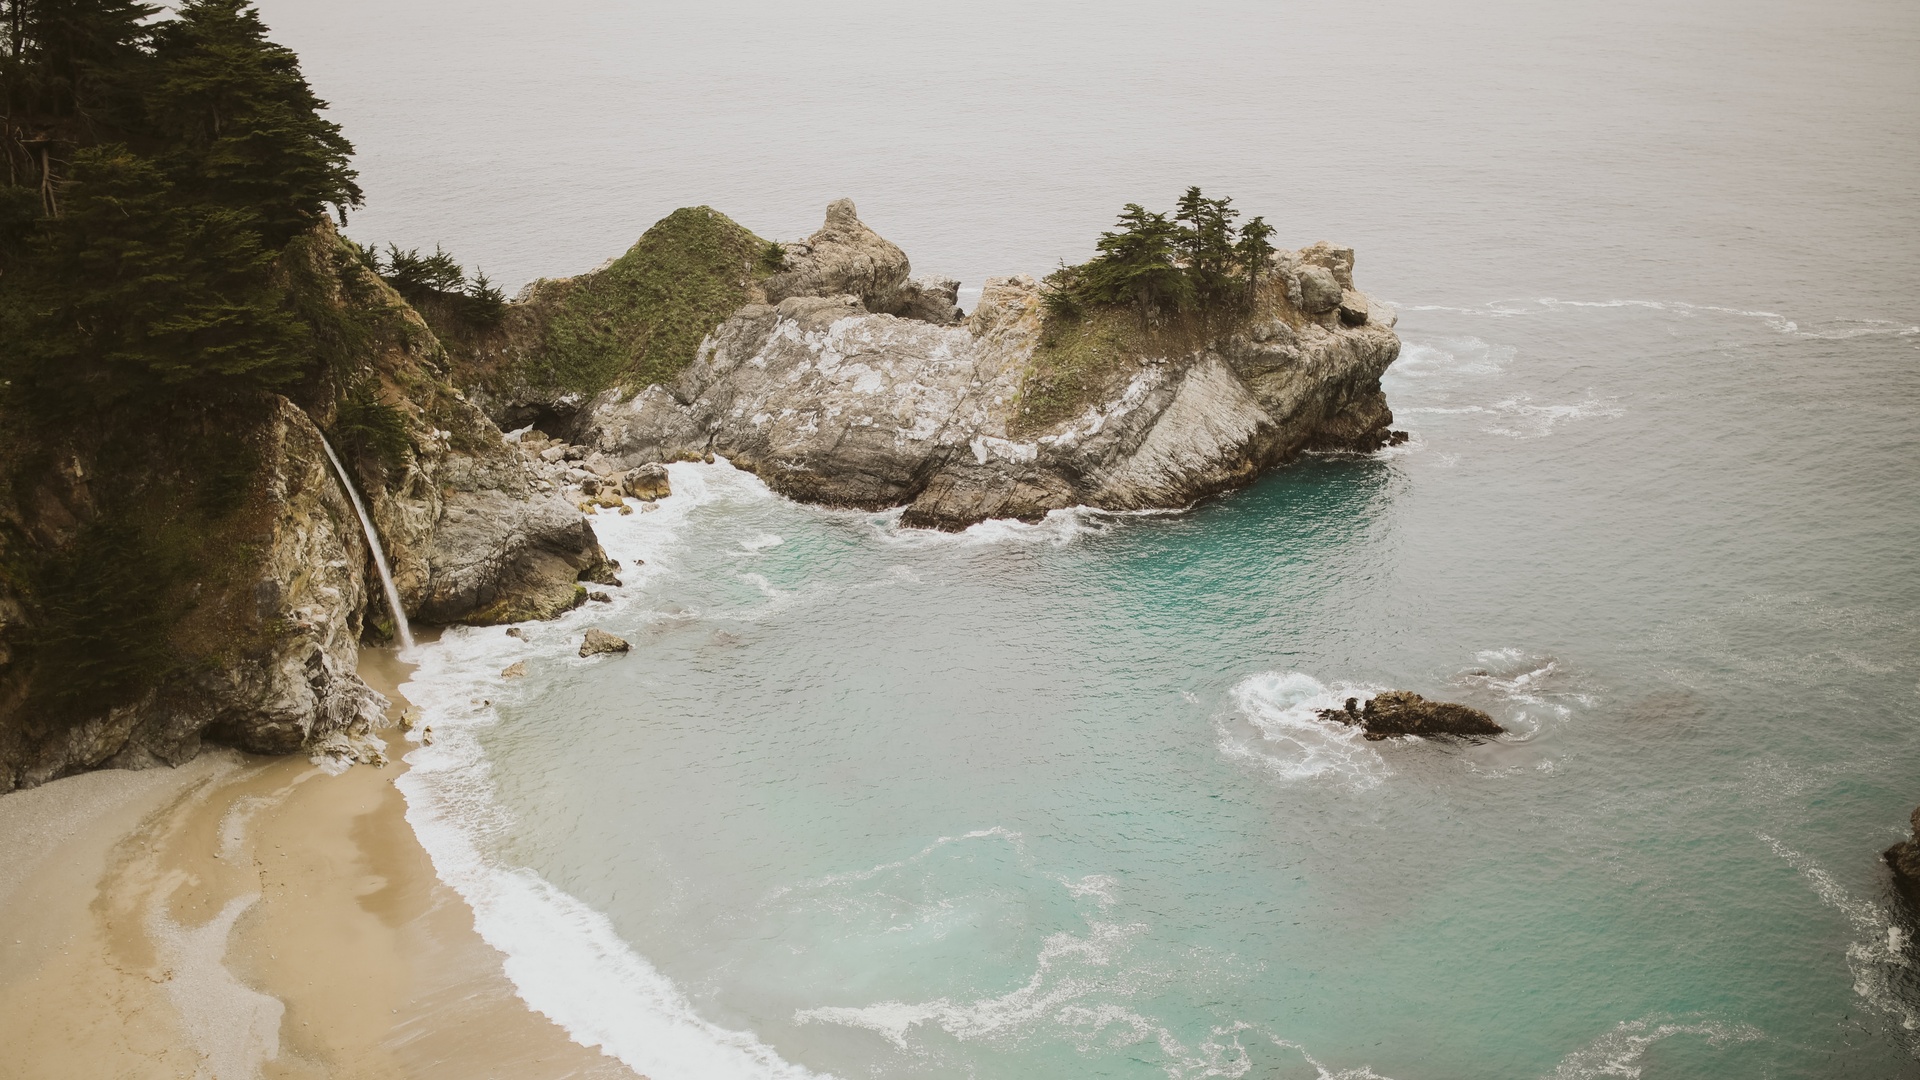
[1012,296,1280,436]
[533,206,772,397]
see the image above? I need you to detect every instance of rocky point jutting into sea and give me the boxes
[0,199,1399,790]
[490,199,1404,531]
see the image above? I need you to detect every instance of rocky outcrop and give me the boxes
[0,227,617,791]
[579,628,630,657]
[0,398,390,790]
[622,463,671,501]
[1319,691,1505,741]
[1886,807,1920,894]
[570,202,1402,530]
[287,228,616,628]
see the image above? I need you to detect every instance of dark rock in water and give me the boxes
[1885,806,1920,894]
[1319,691,1505,741]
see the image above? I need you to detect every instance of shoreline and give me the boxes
[0,644,639,1079]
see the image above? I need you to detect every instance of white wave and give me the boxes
[394,461,837,1080]
[1544,1016,1762,1079]
[1760,834,1920,1038]
[740,532,785,552]
[765,826,1027,902]
[1398,295,1920,342]
[794,921,1152,1048]
[1387,336,1512,379]
[1218,672,1391,788]
[865,504,1163,550]
[1398,395,1621,438]
[1267,1035,1397,1080]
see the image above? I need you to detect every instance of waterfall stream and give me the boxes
[318,431,415,651]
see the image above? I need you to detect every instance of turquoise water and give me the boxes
[248,0,1920,1072]
[399,299,1919,1079]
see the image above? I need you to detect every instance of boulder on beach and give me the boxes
[1320,691,1505,741]
[1885,806,1920,894]
[579,628,630,657]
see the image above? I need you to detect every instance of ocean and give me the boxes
[262,1,1919,1075]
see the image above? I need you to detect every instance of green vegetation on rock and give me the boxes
[533,205,772,398]
[1016,187,1287,434]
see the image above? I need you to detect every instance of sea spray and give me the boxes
[318,431,414,650]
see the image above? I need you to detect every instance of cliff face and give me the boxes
[0,226,611,792]
[570,203,1401,529]
[288,230,615,626]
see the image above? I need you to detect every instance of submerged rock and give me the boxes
[579,628,630,657]
[1885,806,1920,894]
[1320,691,1505,741]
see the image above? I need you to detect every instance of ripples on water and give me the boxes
[397,292,1918,1080]
[242,0,1920,1074]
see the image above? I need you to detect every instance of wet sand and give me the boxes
[0,648,640,1079]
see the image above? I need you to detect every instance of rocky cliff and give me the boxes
[0,226,611,792]
[566,201,1401,529]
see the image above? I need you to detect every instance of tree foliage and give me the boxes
[1045,188,1281,323]
[1,0,361,413]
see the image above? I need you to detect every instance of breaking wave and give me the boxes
[396,460,836,1080]
[1218,672,1392,787]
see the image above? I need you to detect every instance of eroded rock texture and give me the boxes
[574,203,1403,530]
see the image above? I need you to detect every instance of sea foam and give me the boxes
[1219,672,1391,787]
[395,460,836,1080]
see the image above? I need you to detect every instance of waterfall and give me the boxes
[317,432,415,651]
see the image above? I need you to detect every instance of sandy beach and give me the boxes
[0,648,640,1080]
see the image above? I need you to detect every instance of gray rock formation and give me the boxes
[0,399,390,789]
[572,203,1402,530]
[765,198,912,313]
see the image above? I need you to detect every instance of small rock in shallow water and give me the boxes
[505,627,525,639]
[1319,690,1504,741]
[588,591,611,603]
[501,661,527,678]
[579,628,630,657]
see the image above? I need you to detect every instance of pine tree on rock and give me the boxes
[1236,215,1276,297]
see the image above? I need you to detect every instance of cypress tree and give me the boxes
[6,143,304,413]
[1080,203,1192,319]
[145,0,360,242]
[1236,215,1276,298]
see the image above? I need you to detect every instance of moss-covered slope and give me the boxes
[430,206,773,429]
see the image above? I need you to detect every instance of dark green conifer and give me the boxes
[144,0,360,240]
[6,143,304,412]
[1236,215,1276,297]
[1079,203,1192,318]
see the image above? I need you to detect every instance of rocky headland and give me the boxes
[464,199,1404,530]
